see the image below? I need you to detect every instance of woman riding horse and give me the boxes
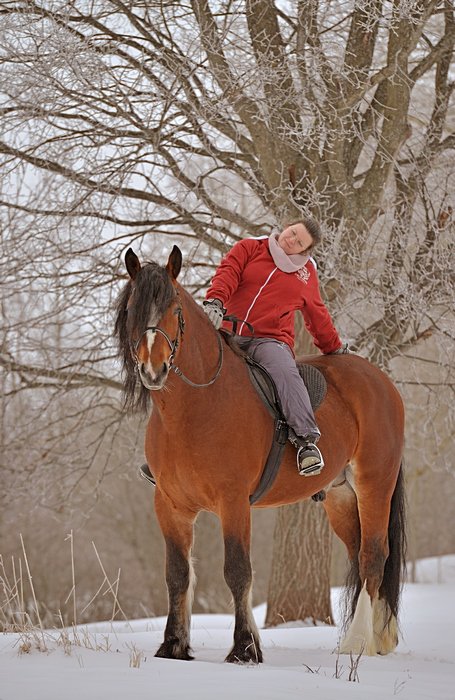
[114,242,406,664]
[202,217,348,476]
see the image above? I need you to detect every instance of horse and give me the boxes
[114,245,406,664]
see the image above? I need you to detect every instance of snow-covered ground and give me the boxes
[1,557,454,700]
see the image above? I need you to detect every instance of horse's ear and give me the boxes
[166,245,182,281]
[125,248,141,280]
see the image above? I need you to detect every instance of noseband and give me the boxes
[133,306,224,388]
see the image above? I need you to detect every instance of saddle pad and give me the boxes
[246,359,328,505]
[247,359,327,416]
[297,362,327,412]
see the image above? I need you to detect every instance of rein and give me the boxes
[133,305,224,389]
[173,331,224,387]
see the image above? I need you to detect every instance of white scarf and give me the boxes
[268,233,310,272]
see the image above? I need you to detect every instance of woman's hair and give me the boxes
[285,215,322,250]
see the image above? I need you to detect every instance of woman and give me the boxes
[203,217,348,476]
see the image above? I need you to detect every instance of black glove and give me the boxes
[202,298,225,330]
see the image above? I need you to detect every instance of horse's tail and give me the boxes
[380,463,407,622]
[343,463,407,628]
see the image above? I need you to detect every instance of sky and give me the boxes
[1,555,454,700]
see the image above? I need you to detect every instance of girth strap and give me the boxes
[249,418,288,505]
[246,357,288,505]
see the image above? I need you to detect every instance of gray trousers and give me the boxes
[236,337,320,439]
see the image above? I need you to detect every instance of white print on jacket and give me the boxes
[296,257,317,284]
[296,267,310,284]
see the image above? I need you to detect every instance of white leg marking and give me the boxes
[187,556,196,625]
[372,597,398,655]
[339,580,376,656]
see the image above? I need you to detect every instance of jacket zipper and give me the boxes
[239,267,278,335]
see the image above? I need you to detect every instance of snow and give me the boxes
[1,557,455,700]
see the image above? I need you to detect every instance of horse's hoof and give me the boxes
[155,639,194,660]
[225,643,263,664]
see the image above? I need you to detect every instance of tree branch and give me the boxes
[0,355,122,392]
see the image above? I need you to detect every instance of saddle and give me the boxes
[246,357,327,505]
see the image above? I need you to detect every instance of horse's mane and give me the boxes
[114,260,249,412]
[114,261,176,412]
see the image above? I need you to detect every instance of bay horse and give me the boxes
[114,245,406,663]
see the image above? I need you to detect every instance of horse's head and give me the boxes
[115,246,183,406]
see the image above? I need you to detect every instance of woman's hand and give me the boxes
[202,299,225,330]
[330,342,350,354]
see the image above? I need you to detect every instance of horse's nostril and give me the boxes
[138,361,169,389]
[139,363,154,383]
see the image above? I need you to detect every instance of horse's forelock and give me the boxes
[130,262,175,336]
[114,262,175,412]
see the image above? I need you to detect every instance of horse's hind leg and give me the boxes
[323,476,360,563]
[371,466,406,654]
[323,479,374,651]
[324,474,394,656]
[220,500,262,664]
[339,463,405,656]
[154,490,197,660]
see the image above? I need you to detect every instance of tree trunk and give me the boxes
[264,501,332,626]
[265,316,333,626]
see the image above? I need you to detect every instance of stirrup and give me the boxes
[297,443,324,477]
[139,463,156,486]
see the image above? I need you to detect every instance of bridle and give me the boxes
[132,304,224,388]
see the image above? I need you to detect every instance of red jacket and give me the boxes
[206,237,342,354]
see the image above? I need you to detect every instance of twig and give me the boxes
[64,531,77,626]
[91,542,130,624]
[19,534,45,645]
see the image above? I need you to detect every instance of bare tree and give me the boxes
[0,1,454,622]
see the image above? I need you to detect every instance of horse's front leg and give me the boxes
[221,500,263,664]
[154,490,197,661]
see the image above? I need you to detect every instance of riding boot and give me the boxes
[139,463,156,486]
[288,432,325,477]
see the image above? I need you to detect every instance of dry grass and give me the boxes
[333,642,364,682]
[126,641,144,668]
[0,533,141,663]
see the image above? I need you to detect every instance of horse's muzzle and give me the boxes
[139,362,168,390]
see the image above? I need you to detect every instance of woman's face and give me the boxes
[277,223,313,255]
